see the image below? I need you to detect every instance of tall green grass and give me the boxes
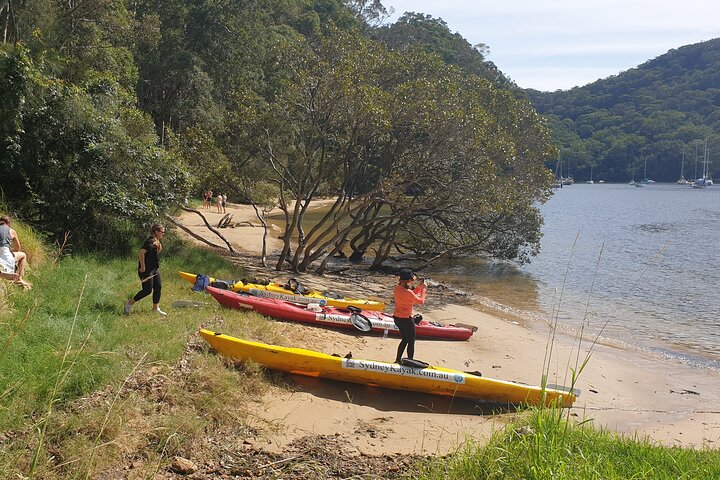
[0,235,243,430]
[414,408,720,479]
[0,228,292,477]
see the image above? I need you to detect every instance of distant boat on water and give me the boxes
[586,165,594,184]
[552,156,574,186]
[692,137,713,188]
[552,159,563,188]
[639,157,654,184]
[677,148,689,184]
[629,159,641,186]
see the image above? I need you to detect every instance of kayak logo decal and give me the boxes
[341,359,466,384]
[319,314,353,325]
[317,314,396,331]
[248,289,327,305]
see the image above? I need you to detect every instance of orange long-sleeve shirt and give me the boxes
[393,284,426,318]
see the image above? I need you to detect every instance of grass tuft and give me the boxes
[414,406,720,479]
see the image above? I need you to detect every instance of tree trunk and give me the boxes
[251,202,268,267]
[274,185,297,270]
[315,235,348,275]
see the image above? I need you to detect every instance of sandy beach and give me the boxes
[177,203,720,455]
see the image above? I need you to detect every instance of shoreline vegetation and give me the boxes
[4,205,718,478]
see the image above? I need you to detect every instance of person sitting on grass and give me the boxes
[0,215,32,290]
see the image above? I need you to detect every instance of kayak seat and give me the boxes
[400,358,429,369]
[285,278,309,295]
[209,280,231,290]
[322,290,344,300]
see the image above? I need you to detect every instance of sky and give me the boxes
[383,1,720,91]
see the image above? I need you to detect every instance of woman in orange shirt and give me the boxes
[393,269,426,364]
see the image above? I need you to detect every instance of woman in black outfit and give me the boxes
[124,224,167,315]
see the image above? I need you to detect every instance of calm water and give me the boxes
[426,183,720,371]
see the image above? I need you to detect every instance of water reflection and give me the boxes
[425,258,542,313]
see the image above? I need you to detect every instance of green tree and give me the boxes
[373,12,510,87]
[225,29,555,272]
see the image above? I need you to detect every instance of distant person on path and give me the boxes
[124,224,167,316]
[221,193,227,214]
[0,215,32,290]
[216,193,223,213]
[392,269,426,364]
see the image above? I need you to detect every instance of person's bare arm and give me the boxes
[10,229,21,252]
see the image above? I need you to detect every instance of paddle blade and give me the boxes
[350,313,372,332]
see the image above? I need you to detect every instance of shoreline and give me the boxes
[465,292,720,374]
[176,203,720,454]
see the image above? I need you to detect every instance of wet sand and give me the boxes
[177,203,720,454]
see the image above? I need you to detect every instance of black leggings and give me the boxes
[394,316,416,362]
[133,270,162,304]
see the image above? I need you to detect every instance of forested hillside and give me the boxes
[527,38,720,183]
[1,0,555,270]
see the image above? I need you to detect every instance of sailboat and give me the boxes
[676,148,689,184]
[586,165,594,184]
[551,159,562,188]
[692,137,713,188]
[560,158,574,185]
[640,157,654,184]
[704,140,713,186]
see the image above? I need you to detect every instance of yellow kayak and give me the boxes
[178,271,385,311]
[199,329,577,407]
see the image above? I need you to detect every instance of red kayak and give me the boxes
[206,286,475,341]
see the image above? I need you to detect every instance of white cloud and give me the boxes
[384,0,720,90]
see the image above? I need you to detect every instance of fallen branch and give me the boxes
[177,206,236,254]
[164,215,232,253]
